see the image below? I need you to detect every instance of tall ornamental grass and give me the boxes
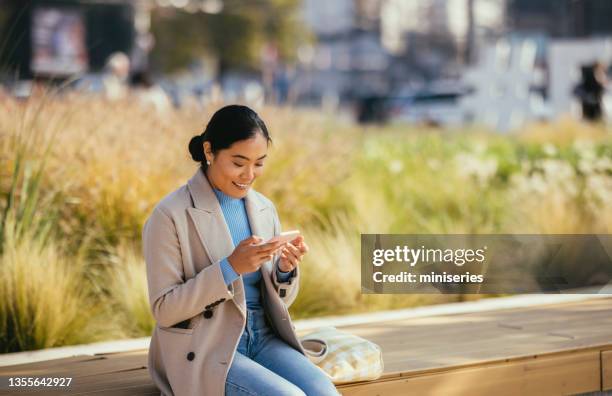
[0,216,115,352]
[0,91,119,352]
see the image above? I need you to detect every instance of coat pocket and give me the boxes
[156,326,197,396]
[158,313,203,335]
[159,325,195,335]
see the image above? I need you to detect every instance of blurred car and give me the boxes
[387,83,470,127]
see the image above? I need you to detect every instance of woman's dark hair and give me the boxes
[188,105,272,170]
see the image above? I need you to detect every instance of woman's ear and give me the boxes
[203,141,214,163]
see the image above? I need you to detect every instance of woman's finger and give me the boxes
[284,252,300,269]
[278,252,291,270]
[255,241,284,255]
[242,235,262,246]
[286,235,303,248]
[282,246,302,265]
[281,252,297,268]
[284,243,301,256]
[281,248,298,265]
[298,241,309,254]
[255,254,274,264]
[255,248,276,259]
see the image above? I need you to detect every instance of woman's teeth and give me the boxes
[233,182,250,189]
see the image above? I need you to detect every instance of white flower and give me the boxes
[540,159,574,180]
[578,158,594,175]
[427,158,441,170]
[573,139,596,161]
[584,174,612,211]
[511,172,547,195]
[455,152,498,184]
[542,143,557,157]
[593,156,612,173]
[578,154,612,175]
[511,159,579,198]
[388,159,404,174]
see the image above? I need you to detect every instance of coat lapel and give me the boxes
[244,190,273,277]
[186,168,246,316]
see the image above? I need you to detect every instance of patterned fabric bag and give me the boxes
[299,326,384,384]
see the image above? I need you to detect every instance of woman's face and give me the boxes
[204,133,268,199]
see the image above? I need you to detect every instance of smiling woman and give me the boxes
[144,104,339,396]
[189,105,271,198]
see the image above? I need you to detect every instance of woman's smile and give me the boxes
[233,181,251,190]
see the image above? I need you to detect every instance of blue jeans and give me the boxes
[225,308,339,396]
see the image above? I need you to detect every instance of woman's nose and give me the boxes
[242,166,255,180]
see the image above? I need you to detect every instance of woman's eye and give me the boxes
[233,162,244,167]
[256,163,264,167]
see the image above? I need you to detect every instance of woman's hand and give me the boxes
[278,235,309,273]
[228,236,284,275]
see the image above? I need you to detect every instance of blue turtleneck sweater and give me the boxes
[213,188,292,310]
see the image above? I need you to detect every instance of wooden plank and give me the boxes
[0,353,147,379]
[338,350,601,396]
[65,369,158,396]
[340,309,612,350]
[348,300,612,338]
[0,368,157,395]
[380,337,612,376]
[494,310,612,333]
[348,326,604,375]
[0,355,103,373]
[603,350,612,390]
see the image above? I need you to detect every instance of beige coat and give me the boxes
[143,168,305,396]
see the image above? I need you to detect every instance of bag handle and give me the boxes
[300,338,328,364]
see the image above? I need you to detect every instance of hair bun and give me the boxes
[188,134,205,162]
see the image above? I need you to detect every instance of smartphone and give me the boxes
[255,230,300,246]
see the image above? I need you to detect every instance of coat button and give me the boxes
[204,310,213,319]
[279,289,287,298]
[187,352,195,361]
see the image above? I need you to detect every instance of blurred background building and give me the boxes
[0,0,143,78]
[1,0,612,128]
[507,0,612,38]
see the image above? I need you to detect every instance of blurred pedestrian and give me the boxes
[130,70,172,113]
[102,52,130,100]
[574,62,608,122]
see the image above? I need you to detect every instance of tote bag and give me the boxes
[299,326,384,384]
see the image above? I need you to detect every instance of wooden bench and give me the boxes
[2,297,611,395]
